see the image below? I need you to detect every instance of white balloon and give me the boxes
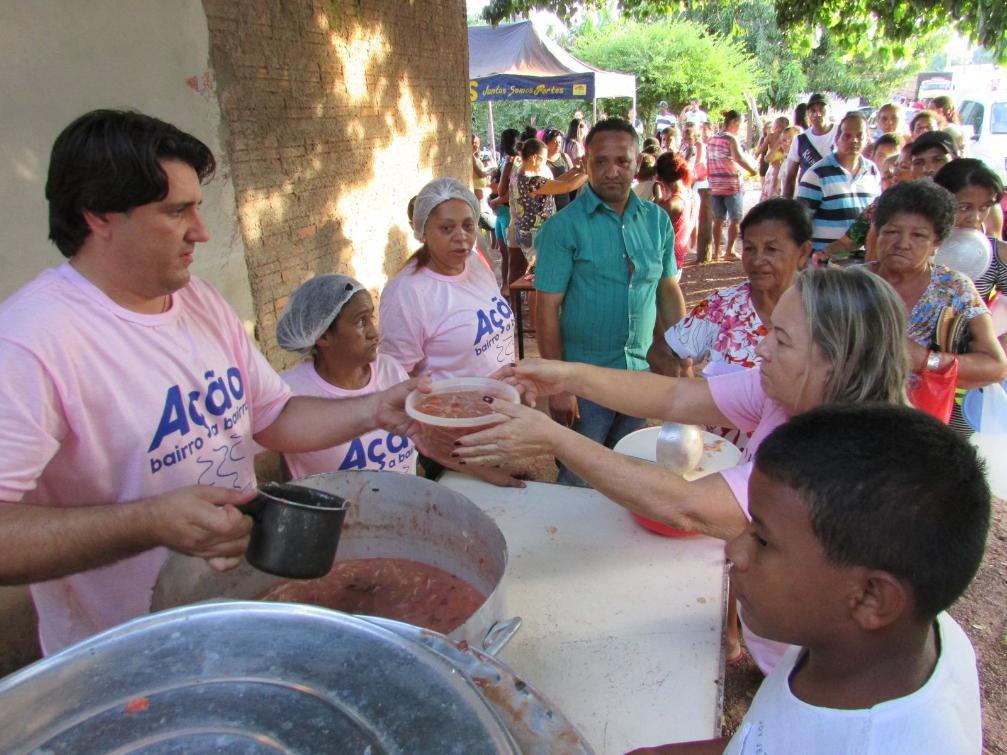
[934,227,992,281]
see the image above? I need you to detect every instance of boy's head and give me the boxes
[728,403,989,647]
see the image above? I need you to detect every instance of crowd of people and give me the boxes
[0,96,1004,754]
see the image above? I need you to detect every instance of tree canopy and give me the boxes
[683,0,946,109]
[571,18,762,118]
[480,0,1006,61]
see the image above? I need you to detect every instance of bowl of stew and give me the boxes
[406,378,520,457]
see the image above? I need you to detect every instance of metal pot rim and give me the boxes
[257,485,349,512]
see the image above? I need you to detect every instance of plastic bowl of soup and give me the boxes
[406,378,521,457]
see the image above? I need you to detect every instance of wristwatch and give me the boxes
[925,351,941,372]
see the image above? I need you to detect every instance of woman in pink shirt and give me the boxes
[380,178,517,380]
[276,274,418,478]
[278,272,524,487]
[455,267,910,674]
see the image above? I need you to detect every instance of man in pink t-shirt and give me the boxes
[0,111,418,654]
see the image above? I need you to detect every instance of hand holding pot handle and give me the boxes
[144,485,255,571]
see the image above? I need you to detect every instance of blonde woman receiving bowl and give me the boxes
[455,267,910,674]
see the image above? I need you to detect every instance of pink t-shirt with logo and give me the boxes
[281,355,416,478]
[708,366,792,674]
[0,264,291,654]
[378,251,515,380]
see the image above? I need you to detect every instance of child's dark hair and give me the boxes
[641,137,660,155]
[754,403,990,620]
[740,198,812,246]
[875,132,901,149]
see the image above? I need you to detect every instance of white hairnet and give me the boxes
[276,274,364,355]
[411,177,480,242]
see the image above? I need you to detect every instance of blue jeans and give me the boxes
[557,397,646,487]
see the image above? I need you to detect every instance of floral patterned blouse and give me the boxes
[513,173,555,243]
[889,263,988,346]
[664,281,767,368]
[663,282,768,450]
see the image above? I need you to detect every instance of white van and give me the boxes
[959,95,1007,181]
[919,78,955,100]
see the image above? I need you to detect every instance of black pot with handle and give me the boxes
[244,482,349,579]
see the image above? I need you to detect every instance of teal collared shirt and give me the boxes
[534,185,677,370]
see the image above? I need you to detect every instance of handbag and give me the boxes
[908,358,959,423]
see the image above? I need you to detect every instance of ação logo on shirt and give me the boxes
[474,296,514,358]
[338,432,414,471]
[146,367,249,486]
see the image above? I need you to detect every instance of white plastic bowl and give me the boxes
[406,378,520,428]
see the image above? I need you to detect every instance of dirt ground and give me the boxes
[519,253,1007,754]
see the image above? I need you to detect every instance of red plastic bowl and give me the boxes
[631,512,698,538]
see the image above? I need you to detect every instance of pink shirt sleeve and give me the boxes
[720,461,753,519]
[378,277,427,374]
[0,343,66,500]
[708,367,766,434]
[227,315,292,435]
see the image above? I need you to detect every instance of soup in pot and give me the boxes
[260,557,486,634]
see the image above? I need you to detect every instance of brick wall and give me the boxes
[203,0,470,366]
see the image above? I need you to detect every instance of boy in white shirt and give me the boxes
[630,403,987,754]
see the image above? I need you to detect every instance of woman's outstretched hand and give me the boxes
[452,399,564,466]
[491,358,574,407]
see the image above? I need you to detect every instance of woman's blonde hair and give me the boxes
[795,267,910,406]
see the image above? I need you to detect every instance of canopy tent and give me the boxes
[468,21,636,148]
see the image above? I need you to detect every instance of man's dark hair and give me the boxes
[909,129,957,158]
[875,133,900,149]
[584,118,638,150]
[874,180,957,242]
[46,109,215,257]
[755,403,990,620]
[740,198,812,246]
[837,111,867,136]
[933,158,1004,203]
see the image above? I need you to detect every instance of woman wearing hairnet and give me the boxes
[276,275,418,478]
[276,273,523,486]
[379,178,516,380]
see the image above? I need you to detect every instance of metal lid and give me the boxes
[0,602,520,754]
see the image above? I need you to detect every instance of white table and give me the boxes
[440,472,728,754]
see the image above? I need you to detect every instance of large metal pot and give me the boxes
[0,602,592,754]
[152,470,520,654]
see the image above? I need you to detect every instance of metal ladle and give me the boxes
[655,422,705,476]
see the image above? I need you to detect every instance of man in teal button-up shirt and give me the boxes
[534,119,686,486]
